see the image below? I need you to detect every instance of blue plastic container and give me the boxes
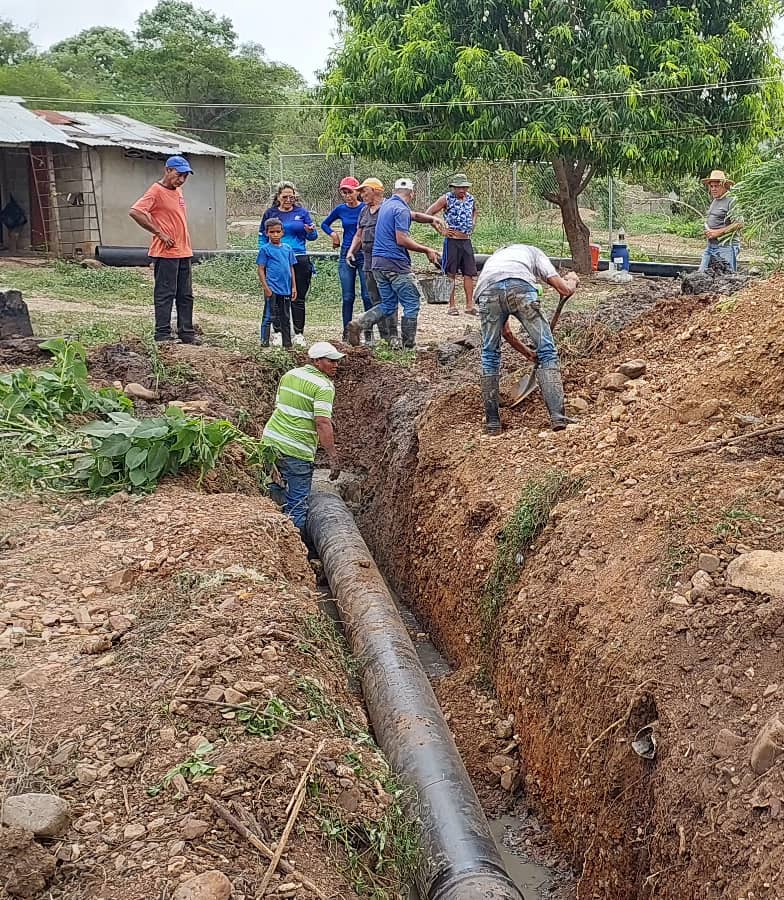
[610,232,630,271]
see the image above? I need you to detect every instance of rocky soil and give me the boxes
[0,487,407,899]
[333,273,784,898]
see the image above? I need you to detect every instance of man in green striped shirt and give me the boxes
[263,341,344,532]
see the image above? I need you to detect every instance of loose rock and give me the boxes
[124,382,158,402]
[698,553,721,574]
[172,869,232,900]
[600,372,629,392]
[618,359,647,379]
[750,715,784,775]
[1,793,70,837]
[726,551,784,600]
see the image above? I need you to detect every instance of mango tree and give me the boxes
[322,0,781,271]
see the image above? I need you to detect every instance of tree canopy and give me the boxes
[322,0,783,269]
[0,2,305,153]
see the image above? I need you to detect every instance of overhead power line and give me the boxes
[18,75,781,112]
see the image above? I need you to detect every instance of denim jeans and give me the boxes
[268,455,314,531]
[338,255,371,328]
[478,278,559,375]
[698,244,739,273]
[374,270,422,318]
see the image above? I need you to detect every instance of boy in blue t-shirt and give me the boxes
[257,218,298,348]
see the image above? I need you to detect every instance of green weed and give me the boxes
[299,613,360,678]
[480,470,582,646]
[234,697,294,737]
[147,742,216,796]
[715,506,764,539]
[297,676,371,742]
[318,771,420,900]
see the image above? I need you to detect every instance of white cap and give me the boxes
[394,177,415,191]
[308,341,345,361]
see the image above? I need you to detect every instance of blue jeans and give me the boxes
[268,455,314,531]
[374,270,422,318]
[478,279,559,375]
[338,255,371,328]
[699,244,738,273]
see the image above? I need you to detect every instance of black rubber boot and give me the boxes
[342,326,349,343]
[537,368,577,431]
[363,328,375,346]
[386,314,401,348]
[260,322,271,347]
[400,316,418,349]
[480,374,501,435]
[376,313,389,342]
[348,305,384,346]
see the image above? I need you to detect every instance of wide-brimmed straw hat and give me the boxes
[702,169,734,187]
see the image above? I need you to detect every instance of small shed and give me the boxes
[0,96,233,257]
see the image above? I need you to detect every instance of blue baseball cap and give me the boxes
[165,155,193,174]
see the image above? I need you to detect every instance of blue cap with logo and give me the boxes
[165,155,193,174]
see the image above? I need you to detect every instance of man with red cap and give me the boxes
[321,177,371,341]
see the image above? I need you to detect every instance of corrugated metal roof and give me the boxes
[0,96,77,147]
[36,110,234,158]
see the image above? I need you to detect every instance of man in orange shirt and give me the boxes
[129,156,199,344]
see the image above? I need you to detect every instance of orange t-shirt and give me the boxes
[131,182,193,258]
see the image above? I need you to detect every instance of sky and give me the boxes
[0,0,340,82]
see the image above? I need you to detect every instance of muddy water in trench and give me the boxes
[317,583,563,899]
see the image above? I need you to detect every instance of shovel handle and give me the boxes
[548,290,574,331]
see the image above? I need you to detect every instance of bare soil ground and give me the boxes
[336,274,784,898]
[0,487,409,899]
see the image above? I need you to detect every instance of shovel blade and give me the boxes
[508,370,539,407]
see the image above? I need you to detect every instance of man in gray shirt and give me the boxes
[475,244,579,434]
[699,170,743,272]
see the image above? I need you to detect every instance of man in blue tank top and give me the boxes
[426,174,478,316]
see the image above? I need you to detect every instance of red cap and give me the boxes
[339,176,360,190]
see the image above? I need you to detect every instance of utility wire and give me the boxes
[182,117,759,143]
[18,75,781,112]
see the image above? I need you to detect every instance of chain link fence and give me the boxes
[226,153,724,262]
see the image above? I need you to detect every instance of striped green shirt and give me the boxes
[262,364,335,462]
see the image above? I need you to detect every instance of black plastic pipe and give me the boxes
[307,491,523,900]
[96,245,695,276]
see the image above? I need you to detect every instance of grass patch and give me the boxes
[372,344,416,366]
[299,612,361,678]
[480,470,581,646]
[715,506,764,540]
[0,261,151,307]
[32,312,153,346]
[317,776,420,900]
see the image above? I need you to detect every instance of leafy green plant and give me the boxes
[234,697,294,737]
[0,339,130,423]
[481,471,582,646]
[147,742,216,796]
[74,406,242,493]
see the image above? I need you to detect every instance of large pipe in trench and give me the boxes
[307,490,524,900]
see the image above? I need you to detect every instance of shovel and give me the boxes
[508,292,572,408]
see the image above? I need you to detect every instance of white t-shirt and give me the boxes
[475,245,558,299]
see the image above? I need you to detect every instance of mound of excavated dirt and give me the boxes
[0,487,406,899]
[344,274,784,898]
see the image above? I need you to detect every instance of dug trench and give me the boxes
[2,268,783,899]
[329,275,784,899]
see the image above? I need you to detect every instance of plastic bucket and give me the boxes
[589,243,600,271]
[419,274,453,304]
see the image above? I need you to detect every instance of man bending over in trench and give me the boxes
[261,342,343,536]
[475,244,579,434]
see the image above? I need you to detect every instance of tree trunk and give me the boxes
[542,158,595,274]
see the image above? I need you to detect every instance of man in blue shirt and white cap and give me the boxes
[347,178,442,349]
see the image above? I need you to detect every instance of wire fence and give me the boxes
[226,153,728,262]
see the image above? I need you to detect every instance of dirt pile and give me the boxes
[348,275,784,898]
[0,487,410,899]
